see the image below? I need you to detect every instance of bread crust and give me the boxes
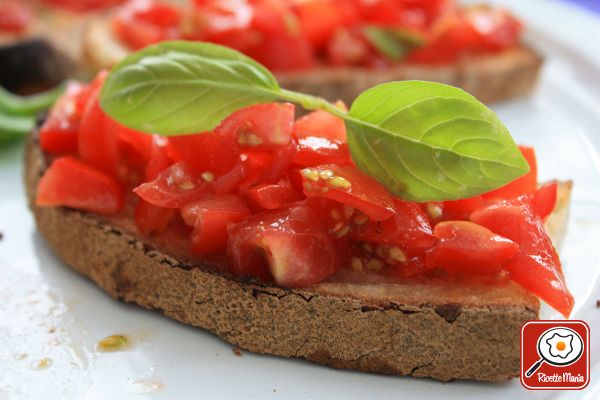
[25,134,572,382]
[82,17,542,104]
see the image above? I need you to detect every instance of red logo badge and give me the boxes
[521,320,590,390]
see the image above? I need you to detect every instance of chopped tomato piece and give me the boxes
[43,0,123,13]
[133,162,212,208]
[182,194,250,254]
[244,183,303,211]
[215,103,295,147]
[227,198,350,286]
[0,1,32,33]
[293,137,351,167]
[518,182,558,221]
[168,131,239,176]
[352,198,436,255]
[78,72,120,177]
[39,81,87,154]
[426,221,518,274]
[327,28,371,66]
[293,107,346,142]
[482,145,537,201]
[471,202,574,317]
[135,200,174,235]
[463,5,522,51]
[36,157,123,214]
[294,0,344,50]
[299,164,395,221]
[112,0,182,49]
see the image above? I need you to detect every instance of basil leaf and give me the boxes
[100,41,283,135]
[346,81,529,201]
[362,26,425,61]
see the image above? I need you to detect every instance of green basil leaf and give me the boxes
[100,41,283,135]
[346,81,529,201]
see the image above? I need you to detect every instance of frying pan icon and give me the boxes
[525,327,584,378]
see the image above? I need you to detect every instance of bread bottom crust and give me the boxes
[25,134,570,382]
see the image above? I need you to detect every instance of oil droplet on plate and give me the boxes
[129,379,163,394]
[31,357,52,370]
[96,334,130,352]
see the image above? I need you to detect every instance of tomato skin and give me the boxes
[244,183,303,211]
[112,0,182,49]
[293,107,346,142]
[426,220,518,274]
[0,1,32,33]
[78,71,120,178]
[299,164,395,221]
[215,102,296,147]
[293,137,351,167]
[518,181,557,221]
[36,157,123,214]
[39,81,87,154]
[482,145,537,201]
[470,202,574,317]
[43,0,123,13]
[133,161,212,208]
[168,131,239,176]
[182,195,250,254]
[294,0,344,50]
[227,198,350,286]
[352,198,436,255]
[135,200,174,235]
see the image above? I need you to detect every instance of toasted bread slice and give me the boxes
[82,16,543,104]
[24,133,572,382]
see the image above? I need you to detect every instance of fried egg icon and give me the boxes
[546,332,574,358]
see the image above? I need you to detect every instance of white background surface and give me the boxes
[1,0,599,398]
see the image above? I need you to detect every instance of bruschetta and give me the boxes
[26,44,573,381]
[81,0,542,103]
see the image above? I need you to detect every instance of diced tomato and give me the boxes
[463,5,522,51]
[294,0,344,50]
[482,145,537,201]
[518,182,558,221]
[293,137,351,167]
[112,0,182,50]
[471,202,574,317]
[168,131,239,176]
[216,102,295,147]
[244,183,303,211]
[293,107,346,142]
[227,198,350,286]
[352,198,436,255]
[78,72,120,178]
[0,1,32,33]
[39,81,87,154]
[435,195,484,221]
[426,221,518,274]
[182,194,250,254]
[36,157,123,214]
[133,136,174,234]
[133,161,212,208]
[299,164,395,221]
[327,28,371,66]
[135,200,174,235]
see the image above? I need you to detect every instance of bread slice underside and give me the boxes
[24,134,572,382]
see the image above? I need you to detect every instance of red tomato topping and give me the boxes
[518,182,558,221]
[471,202,574,317]
[426,220,519,274]
[0,1,32,33]
[293,107,346,142]
[168,131,239,176]
[135,200,174,235]
[352,198,436,255]
[299,164,395,221]
[40,81,87,154]
[112,0,182,50]
[133,161,212,208]
[36,157,123,214]
[482,145,537,200]
[215,102,295,147]
[227,198,350,286]
[294,0,345,50]
[43,0,124,13]
[244,183,303,211]
[182,194,250,254]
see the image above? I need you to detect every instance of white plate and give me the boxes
[1,0,600,398]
